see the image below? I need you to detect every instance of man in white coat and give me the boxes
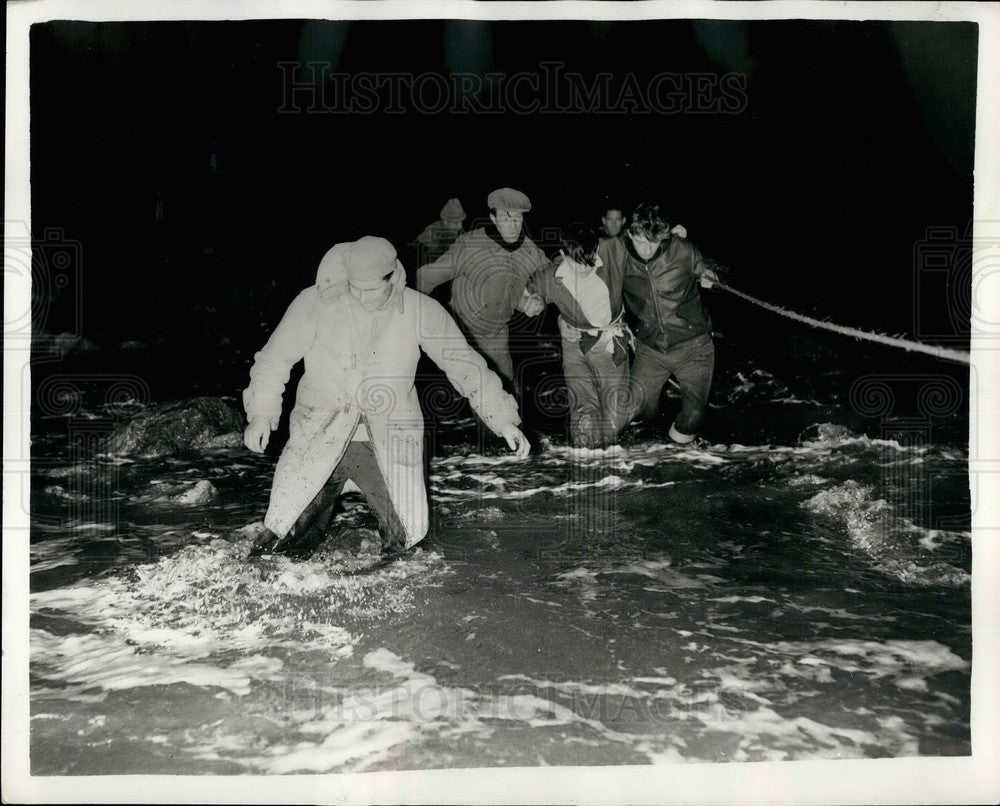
[243,236,530,559]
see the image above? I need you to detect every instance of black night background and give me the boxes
[29,19,976,409]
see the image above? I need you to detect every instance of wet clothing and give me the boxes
[244,282,520,549]
[277,440,407,557]
[598,235,718,431]
[527,258,632,447]
[559,335,631,447]
[416,224,549,387]
[631,334,714,432]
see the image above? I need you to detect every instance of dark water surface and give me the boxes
[28,335,972,774]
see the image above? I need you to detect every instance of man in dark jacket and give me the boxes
[416,187,549,392]
[598,202,721,444]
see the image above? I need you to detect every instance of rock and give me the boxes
[106,396,245,457]
[172,480,218,505]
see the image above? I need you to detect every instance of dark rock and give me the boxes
[107,396,244,457]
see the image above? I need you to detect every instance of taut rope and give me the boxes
[713,281,971,366]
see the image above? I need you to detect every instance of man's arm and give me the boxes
[242,288,318,445]
[688,242,727,289]
[415,234,464,294]
[516,264,556,316]
[413,223,435,247]
[417,295,529,455]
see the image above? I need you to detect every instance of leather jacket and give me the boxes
[600,234,715,350]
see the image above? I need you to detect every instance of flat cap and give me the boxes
[344,236,397,283]
[487,187,531,214]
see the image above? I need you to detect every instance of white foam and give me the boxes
[603,558,714,589]
[787,473,829,487]
[707,595,777,604]
[30,629,277,697]
[803,481,970,587]
[770,395,824,405]
[159,634,967,769]
[31,540,450,702]
[263,721,419,774]
[432,472,678,502]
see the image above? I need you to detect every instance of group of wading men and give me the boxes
[242,187,723,559]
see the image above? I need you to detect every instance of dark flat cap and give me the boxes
[487,187,531,214]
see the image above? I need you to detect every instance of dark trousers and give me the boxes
[562,338,631,448]
[628,333,714,434]
[283,440,407,554]
[457,316,518,395]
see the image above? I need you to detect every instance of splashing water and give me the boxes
[29,367,971,773]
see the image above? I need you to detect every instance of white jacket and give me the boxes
[243,271,520,548]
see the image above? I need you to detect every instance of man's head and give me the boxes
[345,236,397,311]
[440,197,467,230]
[559,223,601,274]
[601,203,626,238]
[627,202,673,260]
[487,187,531,243]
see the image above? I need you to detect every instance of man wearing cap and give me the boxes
[243,236,530,559]
[412,198,467,262]
[598,202,722,444]
[416,187,549,392]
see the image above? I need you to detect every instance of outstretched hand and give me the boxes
[244,418,274,453]
[501,424,531,459]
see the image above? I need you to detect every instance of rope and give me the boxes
[712,280,971,366]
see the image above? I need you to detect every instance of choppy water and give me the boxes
[28,358,971,773]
